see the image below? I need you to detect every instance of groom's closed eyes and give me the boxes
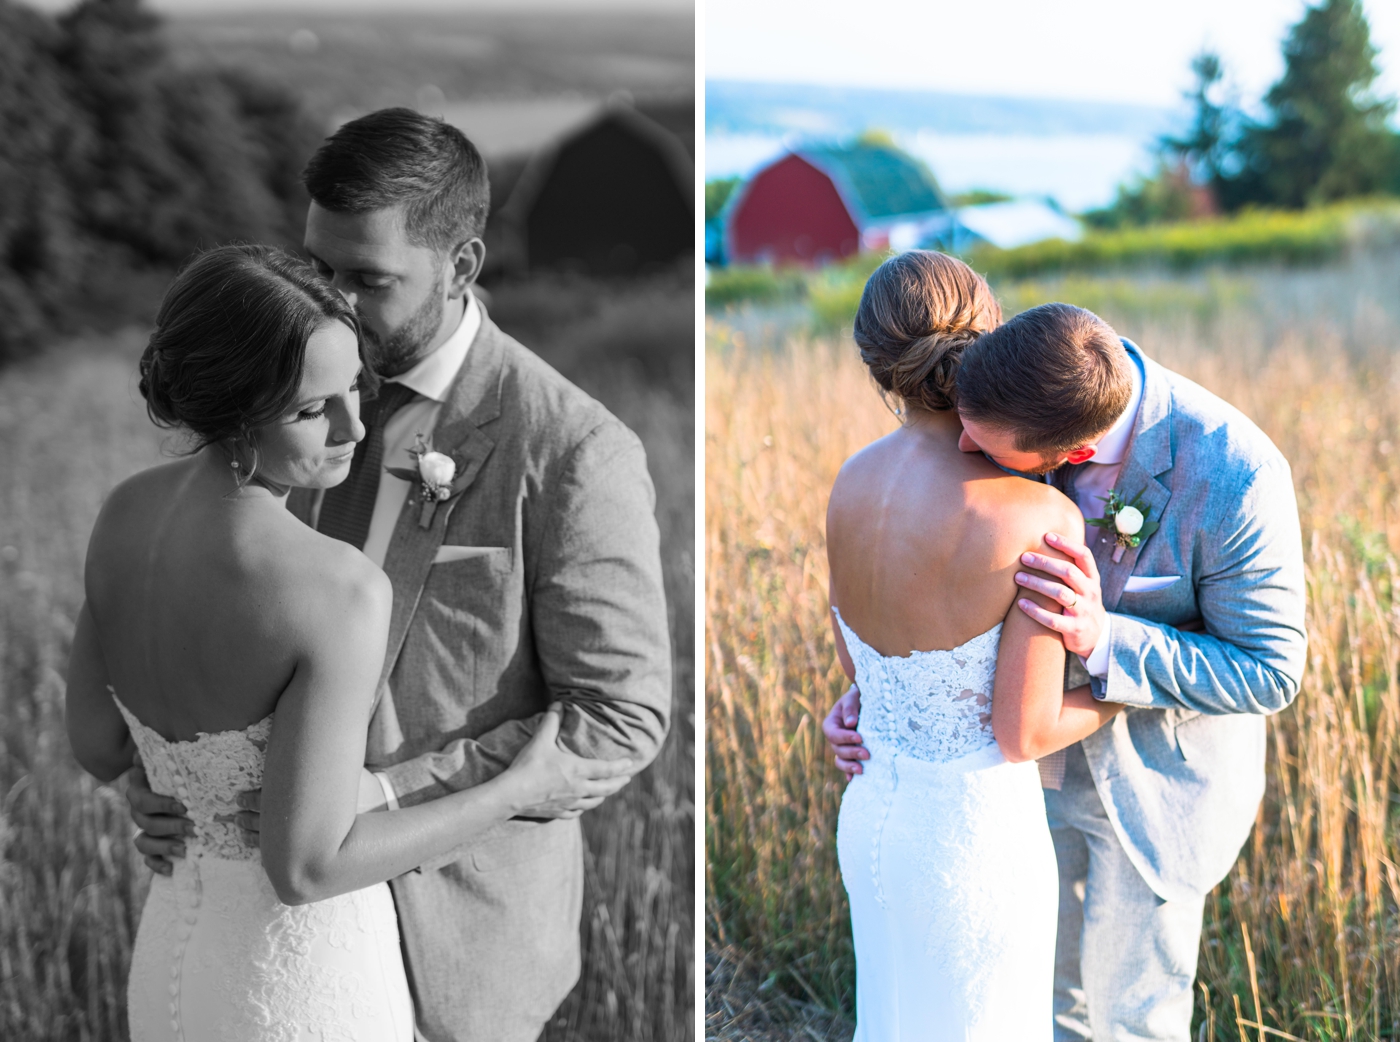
[308,254,395,293]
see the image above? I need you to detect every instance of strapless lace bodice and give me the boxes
[833,608,1000,764]
[834,609,1057,1039]
[113,689,414,1041]
[112,690,270,861]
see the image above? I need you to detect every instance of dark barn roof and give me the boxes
[502,103,693,275]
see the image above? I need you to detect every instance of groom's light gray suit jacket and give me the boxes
[1056,341,1306,905]
[291,311,671,1042]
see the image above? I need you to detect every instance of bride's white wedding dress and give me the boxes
[115,693,414,1042]
[834,610,1057,1040]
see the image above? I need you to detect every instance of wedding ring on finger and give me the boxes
[1065,591,1079,608]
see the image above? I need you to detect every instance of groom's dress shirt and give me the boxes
[362,292,481,568]
[1072,350,1145,678]
[361,291,480,812]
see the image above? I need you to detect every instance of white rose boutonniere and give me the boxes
[1086,489,1160,562]
[386,434,469,527]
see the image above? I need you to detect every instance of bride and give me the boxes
[63,244,631,1041]
[826,251,1120,1039]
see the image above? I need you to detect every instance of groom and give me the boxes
[123,109,672,1041]
[824,303,1306,1041]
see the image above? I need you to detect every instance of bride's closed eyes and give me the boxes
[294,371,364,422]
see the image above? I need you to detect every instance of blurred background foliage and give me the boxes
[1090,0,1400,228]
[0,0,319,364]
[706,0,1400,319]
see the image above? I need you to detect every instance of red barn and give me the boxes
[723,142,949,266]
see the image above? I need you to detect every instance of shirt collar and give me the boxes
[386,291,481,404]
[1087,345,1145,467]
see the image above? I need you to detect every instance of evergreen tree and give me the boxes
[1237,0,1398,207]
[1161,51,1237,205]
[0,0,320,364]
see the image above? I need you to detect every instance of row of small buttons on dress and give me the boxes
[168,769,200,1040]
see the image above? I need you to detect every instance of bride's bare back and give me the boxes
[827,410,1083,657]
[82,451,379,742]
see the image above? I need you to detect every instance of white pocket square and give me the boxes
[433,545,508,565]
[1124,575,1182,593]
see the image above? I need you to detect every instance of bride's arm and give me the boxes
[66,600,137,782]
[991,517,1121,763]
[259,567,630,906]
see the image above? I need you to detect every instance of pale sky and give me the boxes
[22,0,692,12]
[706,0,1400,110]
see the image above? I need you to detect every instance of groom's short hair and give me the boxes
[302,107,490,250]
[956,303,1132,455]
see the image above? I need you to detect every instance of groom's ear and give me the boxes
[1064,445,1098,465]
[445,237,487,297]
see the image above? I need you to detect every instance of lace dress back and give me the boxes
[832,607,999,764]
[114,693,270,862]
[114,691,413,1042]
[832,609,1057,1040]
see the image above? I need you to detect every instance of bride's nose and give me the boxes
[331,404,365,445]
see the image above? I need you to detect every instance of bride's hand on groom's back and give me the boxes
[502,704,635,819]
[823,685,868,780]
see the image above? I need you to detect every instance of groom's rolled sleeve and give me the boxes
[1093,455,1307,714]
[529,420,672,768]
[377,419,671,805]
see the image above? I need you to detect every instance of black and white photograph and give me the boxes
[0,1,694,1040]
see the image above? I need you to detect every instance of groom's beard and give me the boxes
[361,279,445,379]
[985,452,1062,478]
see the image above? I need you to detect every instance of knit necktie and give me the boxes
[317,381,420,549]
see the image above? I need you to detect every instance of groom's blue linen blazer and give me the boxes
[1059,340,1307,904]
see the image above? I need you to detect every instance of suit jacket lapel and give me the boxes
[375,312,506,694]
[1097,341,1174,612]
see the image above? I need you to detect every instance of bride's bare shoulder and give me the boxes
[97,456,195,510]
[971,475,1085,554]
[277,520,392,619]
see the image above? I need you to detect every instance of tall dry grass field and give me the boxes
[0,280,693,1042]
[706,251,1400,1039]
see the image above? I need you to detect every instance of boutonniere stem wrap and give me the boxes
[1085,488,1160,563]
[385,434,470,528]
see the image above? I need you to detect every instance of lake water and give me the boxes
[706,130,1157,213]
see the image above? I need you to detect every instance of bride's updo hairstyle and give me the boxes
[139,244,367,450]
[852,250,1002,413]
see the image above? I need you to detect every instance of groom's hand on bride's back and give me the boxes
[123,764,193,875]
[823,685,868,779]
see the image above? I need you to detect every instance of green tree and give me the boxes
[1082,163,1203,229]
[1161,51,1236,199]
[1237,0,1398,207]
[705,177,740,222]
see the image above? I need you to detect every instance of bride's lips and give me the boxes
[326,451,355,465]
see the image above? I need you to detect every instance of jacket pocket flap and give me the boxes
[1124,575,1182,593]
[433,545,510,565]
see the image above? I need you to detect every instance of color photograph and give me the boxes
[705,1,1400,1039]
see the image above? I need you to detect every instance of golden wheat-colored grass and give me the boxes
[0,287,694,1042]
[706,253,1400,1040]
